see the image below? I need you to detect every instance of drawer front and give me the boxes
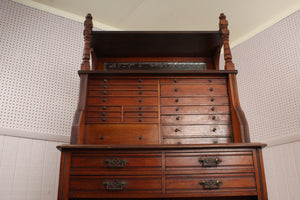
[88,106,121,111]
[161,115,231,125]
[161,106,230,114]
[161,85,228,96]
[124,112,158,118]
[85,124,158,144]
[70,176,162,194]
[161,125,232,138]
[88,111,121,118]
[89,85,157,90]
[160,78,227,84]
[166,174,256,193]
[89,97,158,105]
[87,117,121,123]
[161,97,229,105]
[89,78,157,85]
[89,90,157,96]
[124,106,158,112]
[124,117,159,123]
[71,153,161,170]
[165,152,254,168]
[163,138,232,144]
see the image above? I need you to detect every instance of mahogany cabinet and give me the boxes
[57,13,268,200]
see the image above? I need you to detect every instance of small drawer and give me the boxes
[88,97,158,105]
[160,97,229,105]
[89,78,157,85]
[87,117,121,123]
[69,176,162,195]
[163,138,232,145]
[124,117,159,123]
[124,106,158,112]
[160,106,230,114]
[161,85,228,96]
[161,115,231,125]
[165,151,254,168]
[160,78,227,84]
[87,111,121,117]
[161,125,232,138]
[89,85,157,90]
[88,106,121,111]
[89,90,157,96]
[165,174,256,193]
[124,112,158,118]
[85,124,158,144]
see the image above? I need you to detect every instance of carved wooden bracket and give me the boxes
[81,13,93,70]
[219,13,235,70]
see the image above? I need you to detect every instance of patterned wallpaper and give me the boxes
[225,10,300,141]
[1,0,299,142]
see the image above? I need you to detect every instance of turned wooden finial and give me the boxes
[81,13,93,70]
[219,13,235,70]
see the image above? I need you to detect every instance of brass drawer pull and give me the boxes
[139,106,143,110]
[208,79,212,83]
[199,157,222,167]
[175,128,180,132]
[138,78,143,83]
[211,107,215,111]
[139,118,142,122]
[103,106,107,110]
[104,158,128,168]
[212,116,216,120]
[211,98,214,102]
[174,88,178,92]
[103,180,127,191]
[104,85,107,89]
[212,128,217,132]
[104,79,107,83]
[139,112,142,116]
[103,91,107,95]
[102,98,107,102]
[199,179,222,189]
[176,116,180,120]
[102,118,106,122]
[175,107,179,111]
[138,136,143,140]
[175,98,179,102]
[139,99,143,102]
[210,88,214,91]
[139,90,143,95]
[174,78,178,83]
[102,112,106,116]
[138,85,142,89]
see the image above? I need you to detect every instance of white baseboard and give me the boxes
[255,134,300,147]
[0,127,70,143]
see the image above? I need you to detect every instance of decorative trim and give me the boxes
[258,134,300,147]
[0,127,70,143]
[11,0,120,30]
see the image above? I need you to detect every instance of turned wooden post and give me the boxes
[219,13,235,70]
[81,13,93,70]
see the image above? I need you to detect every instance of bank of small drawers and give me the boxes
[160,78,232,144]
[68,149,257,198]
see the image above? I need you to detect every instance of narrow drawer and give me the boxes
[160,78,227,84]
[124,112,158,118]
[88,106,121,111]
[165,151,254,168]
[161,115,231,125]
[88,97,158,105]
[85,124,158,144]
[89,90,157,96]
[89,85,157,90]
[89,78,157,85]
[161,125,232,138]
[161,85,228,96]
[160,97,229,105]
[124,117,159,123]
[124,106,158,112]
[160,106,230,114]
[166,174,256,193]
[70,176,162,194]
[163,138,232,144]
[87,111,121,118]
[87,117,121,123]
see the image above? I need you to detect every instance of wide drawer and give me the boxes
[89,85,157,90]
[161,125,232,138]
[69,176,162,195]
[165,151,254,168]
[70,153,161,175]
[89,90,157,96]
[88,106,121,111]
[87,117,121,123]
[161,97,229,105]
[124,117,159,123]
[85,124,158,144]
[88,97,158,105]
[166,173,256,194]
[124,106,158,112]
[161,105,230,114]
[89,78,157,85]
[124,112,158,118]
[161,115,231,125]
[163,138,232,144]
[87,111,121,118]
[160,78,227,84]
[161,85,228,96]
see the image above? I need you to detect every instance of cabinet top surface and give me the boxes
[91,31,222,58]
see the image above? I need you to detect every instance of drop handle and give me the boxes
[175,128,181,132]
[199,179,222,189]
